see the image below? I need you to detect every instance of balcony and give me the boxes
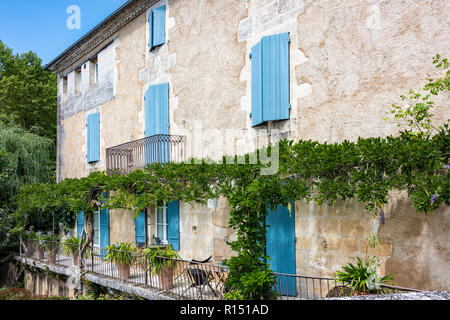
[106,134,186,174]
[18,238,423,300]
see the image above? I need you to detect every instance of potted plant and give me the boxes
[44,232,59,263]
[24,230,36,258]
[335,256,394,295]
[105,242,136,281]
[34,231,46,260]
[143,245,180,290]
[62,235,85,266]
[334,232,394,296]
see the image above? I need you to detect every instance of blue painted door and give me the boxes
[266,202,296,296]
[135,211,146,247]
[99,207,110,258]
[167,201,180,251]
[144,83,170,164]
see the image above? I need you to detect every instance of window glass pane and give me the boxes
[157,224,164,240]
[93,212,99,228]
[157,208,164,223]
[94,227,100,246]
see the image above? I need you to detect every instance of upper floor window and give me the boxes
[251,33,290,127]
[62,76,68,98]
[74,68,82,94]
[89,57,99,85]
[148,5,166,50]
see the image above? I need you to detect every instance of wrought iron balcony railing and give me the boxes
[106,134,186,174]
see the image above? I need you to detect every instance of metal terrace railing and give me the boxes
[106,134,186,174]
[19,238,422,300]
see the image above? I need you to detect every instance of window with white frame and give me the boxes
[95,62,99,84]
[155,204,168,244]
[74,68,82,94]
[93,208,100,247]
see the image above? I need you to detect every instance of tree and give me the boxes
[0,122,55,261]
[0,40,57,142]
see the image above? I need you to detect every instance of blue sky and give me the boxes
[0,0,128,65]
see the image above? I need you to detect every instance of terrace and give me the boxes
[17,238,421,300]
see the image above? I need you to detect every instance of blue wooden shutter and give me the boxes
[152,5,166,47]
[144,87,154,138]
[145,83,169,137]
[145,83,170,164]
[262,33,290,122]
[251,40,264,126]
[251,33,290,127]
[87,112,100,163]
[135,211,146,247]
[167,201,180,251]
[155,83,170,135]
[148,9,153,50]
[76,211,84,239]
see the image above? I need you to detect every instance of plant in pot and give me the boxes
[43,232,59,263]
[24,230,36,258]
[105,242,136,281]
[334,233,394,296]
[34,231,47,260]
[62,235,85,266]
[143,245,180,290]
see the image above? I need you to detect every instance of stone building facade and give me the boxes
[46,0,450,291]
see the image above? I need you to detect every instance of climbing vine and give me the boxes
[13,56,449,299]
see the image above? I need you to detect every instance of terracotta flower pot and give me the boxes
[46,250,56,263]
[72,252,79,266]
[158,265,175,290]
[35,246,45,260]
[118,263,131,280]
[26,243,35,258]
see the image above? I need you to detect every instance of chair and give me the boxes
[178,256,217,298]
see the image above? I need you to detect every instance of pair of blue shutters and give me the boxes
[134,201,180,251]
[266,202,297,297]
[251,32,290,127]
[76,208,109,258]
[87,113,100,163]
[149,5,166,50]
[144,83,170,164]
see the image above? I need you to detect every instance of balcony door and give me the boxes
[144,83,170,164]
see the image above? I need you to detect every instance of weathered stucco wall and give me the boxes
[295,0,450,142]
[295,194,450,291]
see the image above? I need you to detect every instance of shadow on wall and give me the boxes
[382,191,450,291]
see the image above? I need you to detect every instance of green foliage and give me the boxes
[0,122,54,202]
[387,54,449,138]
[143,245,181,275]
[62,236,85,256]
[105,242,136,265]
[335,257,394,295]
[225,269,276,300]
[0,41,57,141]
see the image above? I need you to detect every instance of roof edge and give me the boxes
[45,0,157,73]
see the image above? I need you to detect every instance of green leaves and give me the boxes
[105,242,136,265]
[0,41,57,141]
